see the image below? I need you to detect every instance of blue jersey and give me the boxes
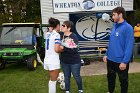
[106,20,134,64]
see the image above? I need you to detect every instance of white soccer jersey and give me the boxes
[44,30,61,65]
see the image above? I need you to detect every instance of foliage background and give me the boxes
[0,0,140,26]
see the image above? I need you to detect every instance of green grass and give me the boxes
[0,63,140,93]
[134,58,140,62]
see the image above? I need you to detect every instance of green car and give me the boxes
[0,23,46,70]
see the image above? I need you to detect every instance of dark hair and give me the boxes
[63,21,74,32]
[48,17,60,28]
[112,7,126,19]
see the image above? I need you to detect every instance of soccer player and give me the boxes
[44,18,62,93]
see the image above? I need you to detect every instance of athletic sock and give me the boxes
[48,80,57,93]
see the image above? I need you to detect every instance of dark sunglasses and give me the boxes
[62,24,66,27]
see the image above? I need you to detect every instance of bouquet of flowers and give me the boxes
[61,37,78,48]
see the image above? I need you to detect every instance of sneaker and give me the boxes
[79,90,83,93]
[66,91,70,93]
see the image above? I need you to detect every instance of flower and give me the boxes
[62,37,77,48]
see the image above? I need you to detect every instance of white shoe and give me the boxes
[79,90,83,93]
[66,91,70,93]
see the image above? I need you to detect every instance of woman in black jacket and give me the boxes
[60,21,83,93]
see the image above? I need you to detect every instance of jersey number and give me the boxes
[46,39,49,50]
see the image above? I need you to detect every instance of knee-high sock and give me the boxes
[49,80,57,93]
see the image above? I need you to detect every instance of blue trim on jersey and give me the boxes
[55,42,61,44]
[55,39,60,41]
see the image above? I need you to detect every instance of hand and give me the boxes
[60,45,64,50]
[103,56,107,62]
[119,63,127,70]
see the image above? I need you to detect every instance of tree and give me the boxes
[25,0,41,22]
[134,0,140,25]
[0,0,41,25]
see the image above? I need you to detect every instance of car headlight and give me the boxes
[13,52,22,56]
[3,52,22,56]
[3,53,7,56]
[17,52,22,56]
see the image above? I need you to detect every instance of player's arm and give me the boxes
[54,34,63,53]
[55,44,63,53]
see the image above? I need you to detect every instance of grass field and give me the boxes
[0,63,140,93]
[134,58,140,62]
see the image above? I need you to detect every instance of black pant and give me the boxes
[107,59,129,93]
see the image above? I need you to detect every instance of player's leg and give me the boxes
[48,65,60,93]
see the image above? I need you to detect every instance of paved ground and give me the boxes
[80,61,140,76]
